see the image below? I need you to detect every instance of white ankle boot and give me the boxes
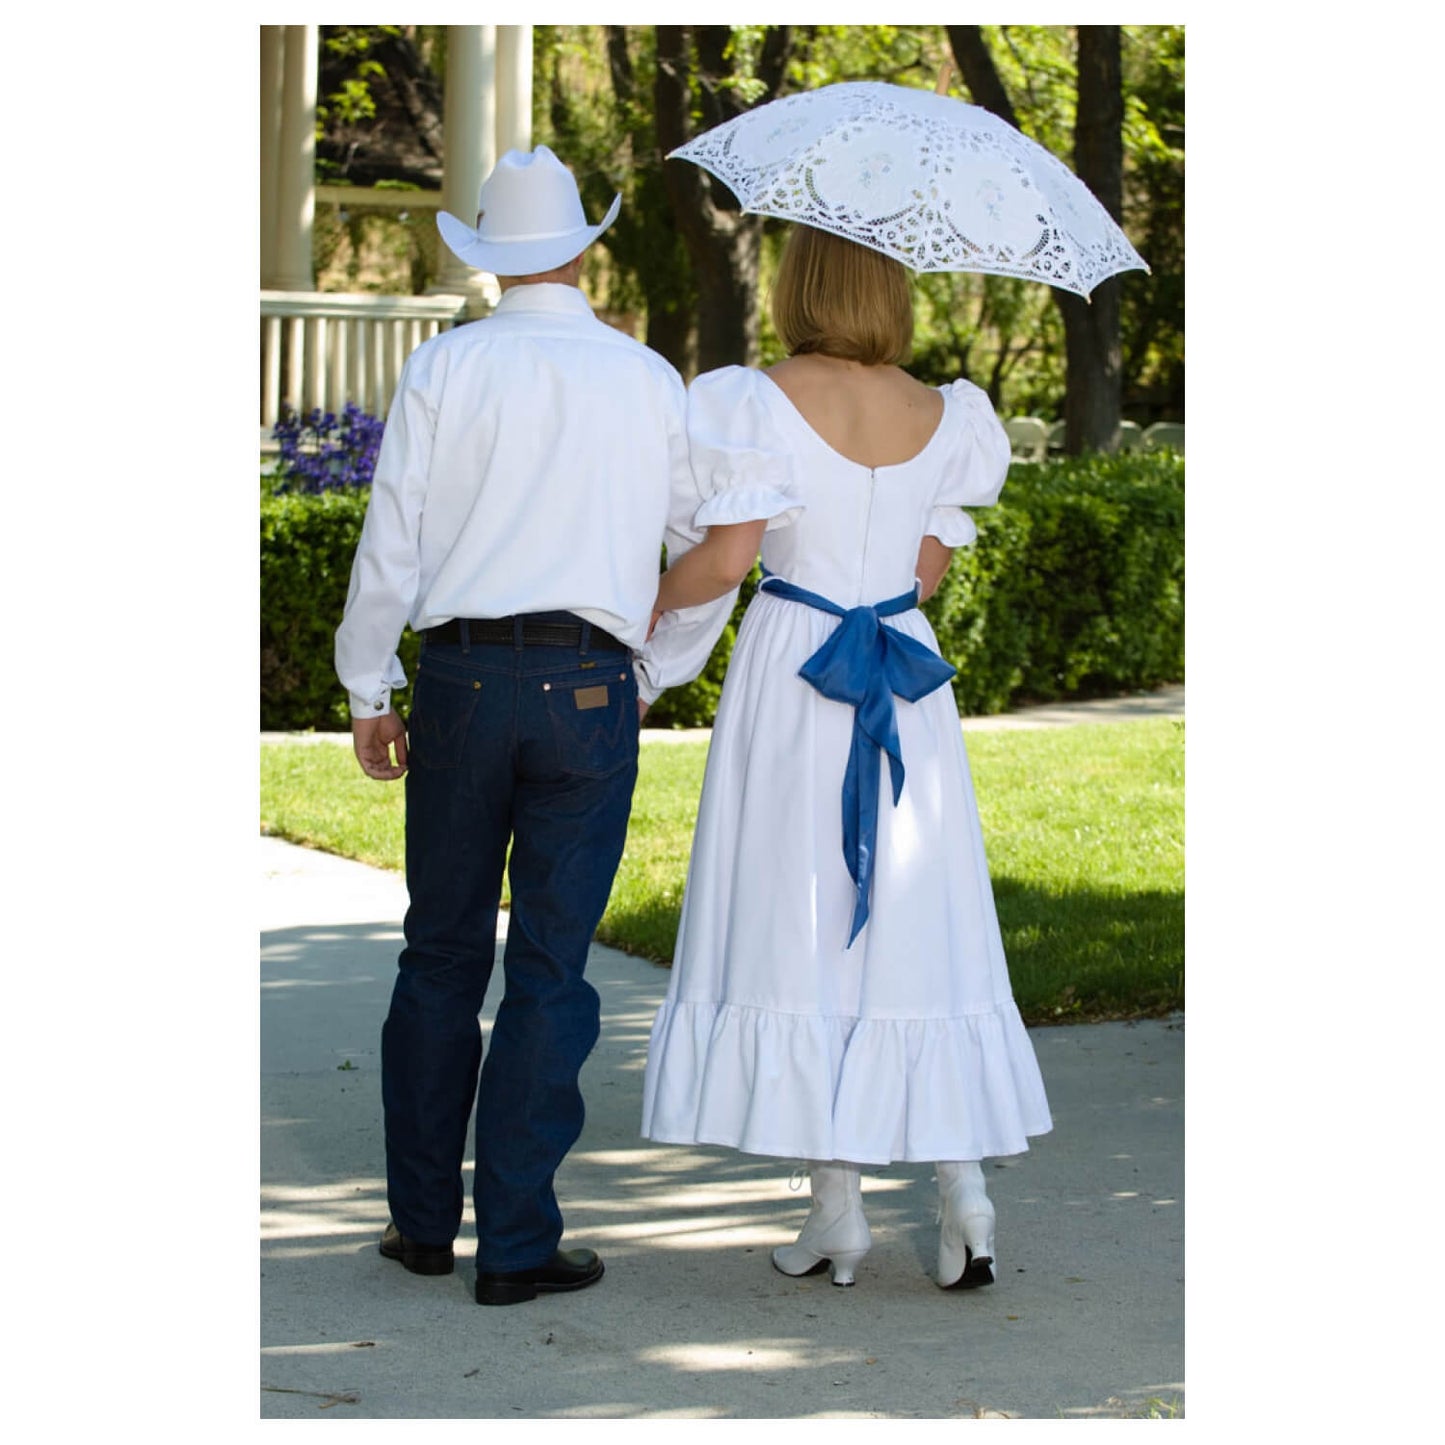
[936,1160,996,1289]
[771,1161,872,1286]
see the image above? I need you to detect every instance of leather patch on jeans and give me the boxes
[574,685,610,711]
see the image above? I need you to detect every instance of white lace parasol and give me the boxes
[669,81,1148,298]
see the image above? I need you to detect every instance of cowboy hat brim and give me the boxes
[436,193,621,277]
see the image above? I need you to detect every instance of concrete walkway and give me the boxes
[260,687,1184,1419]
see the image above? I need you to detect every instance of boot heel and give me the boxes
[826,1248,868,1287]
[938,1212,996,1289]
[936,1162,996,1290]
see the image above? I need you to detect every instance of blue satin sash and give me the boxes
[758,572,957,946]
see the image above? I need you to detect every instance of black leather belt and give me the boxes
[423,617,629,652]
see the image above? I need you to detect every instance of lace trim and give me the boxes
[672,82,1148,297]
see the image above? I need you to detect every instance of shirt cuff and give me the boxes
[636,670,664,707]
[349,688,393,718]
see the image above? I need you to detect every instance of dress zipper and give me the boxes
[858,467,878,602]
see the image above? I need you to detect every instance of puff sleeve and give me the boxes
[686,367,804,532]
[924,379,1011,548]
[635,367,803,705]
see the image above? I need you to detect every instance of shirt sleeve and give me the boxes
[924,379,1012,548]
[333,348,438,717]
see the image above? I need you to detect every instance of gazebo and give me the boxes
[259,25,534,432]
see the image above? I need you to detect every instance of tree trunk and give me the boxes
[1061,26,1125,452]
[655,25,790,374]
[944,25,1021,131]
[603,26,697,374]
[946,25,1126,453]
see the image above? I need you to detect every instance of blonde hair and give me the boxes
[770,226,913,366]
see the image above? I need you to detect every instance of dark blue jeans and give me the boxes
[381,616,639,1271]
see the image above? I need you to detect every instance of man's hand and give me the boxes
[352,711,409,781]
[638,698,650,724]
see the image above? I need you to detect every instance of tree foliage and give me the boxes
[536,24,1181,424]
[940,24,1183,426]
[315,25,444,188]
[1119,25,1184,417]
[318,25,1182,422]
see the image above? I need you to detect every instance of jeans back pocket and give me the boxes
[408,661,483,770]
[541,663,638,779]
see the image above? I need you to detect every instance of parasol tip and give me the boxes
[934,62,954,96]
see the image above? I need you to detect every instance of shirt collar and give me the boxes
[492,283,595,319]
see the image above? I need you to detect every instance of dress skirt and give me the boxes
[640,590,1053,1165]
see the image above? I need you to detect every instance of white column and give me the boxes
[432,25,498,309]
[272,23,318,291]
[259,26,285,287]
[496,25,534,157]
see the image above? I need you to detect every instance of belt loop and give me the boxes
[512,615,524,651]
[579,618,592,655]
[459,618,470,655]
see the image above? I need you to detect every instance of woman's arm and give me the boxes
[655,519,767,615]
[915,535,955,602]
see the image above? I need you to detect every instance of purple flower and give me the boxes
[271,403,385,493]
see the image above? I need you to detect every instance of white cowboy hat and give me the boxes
[437,146,621,277]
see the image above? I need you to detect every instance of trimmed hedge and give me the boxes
[261,490,418,731]
[924,451,1185,715]
[260,451,1182,732]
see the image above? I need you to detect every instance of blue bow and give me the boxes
[759,574,957,946]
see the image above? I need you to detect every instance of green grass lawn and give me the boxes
[260,719,1183,1025]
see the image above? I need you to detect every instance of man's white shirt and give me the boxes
[335,283,732,717]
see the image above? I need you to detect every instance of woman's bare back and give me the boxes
[765,353,945,469]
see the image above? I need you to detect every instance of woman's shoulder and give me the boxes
[686,367,782,436]
[685,365,780,441]
[927,375,1011,504]
[688,364,760,400]
[935,375,994,408]
[934,376,1006,441]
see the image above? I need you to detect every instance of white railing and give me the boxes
[259,290,471,430]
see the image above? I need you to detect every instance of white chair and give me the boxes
[1004,416,1050,464]
[1142,422,1184,455]
[1047,419,1066,453]
[1117,419,1144,454]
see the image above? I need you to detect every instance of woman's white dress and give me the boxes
[640,366,1052,1165]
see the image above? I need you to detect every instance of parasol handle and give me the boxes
[934,62,953,96]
